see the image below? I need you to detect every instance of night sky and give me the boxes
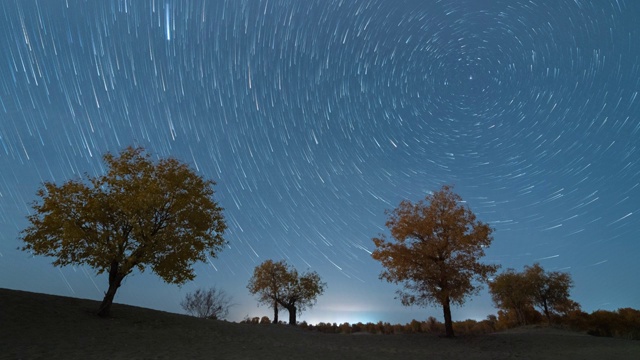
[1,0,638,325]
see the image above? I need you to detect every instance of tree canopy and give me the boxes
[20,146,227,317]
[372,185,499,337]
[247,259,326,325]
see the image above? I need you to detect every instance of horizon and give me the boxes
[1,0,639,326]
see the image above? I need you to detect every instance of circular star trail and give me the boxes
[1,0,638,323]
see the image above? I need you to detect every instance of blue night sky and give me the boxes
[0,0,638,325]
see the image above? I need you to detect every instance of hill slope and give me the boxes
[1,288,638,360]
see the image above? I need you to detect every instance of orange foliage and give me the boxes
[372,185,499,337]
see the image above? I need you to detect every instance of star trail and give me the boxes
[0,0,638,324]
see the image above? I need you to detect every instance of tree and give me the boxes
[372,185,499,337]
[20,147,227,317]
[523,263,576,323]
[247,259,326,325]
[181,287,233,320]
[488,268,536,326]
[247,259,286,324]
[489,263,578,325]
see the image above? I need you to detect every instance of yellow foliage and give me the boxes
[20,147,226,316]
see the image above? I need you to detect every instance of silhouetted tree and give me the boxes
[247,259,326,325]
[246,259,286,323]
[372,185,499,337]
[490,263,578,325]
[489,268,535,326]
[524,263,577,323]
[20,147,227,317]
[181,287,233,320]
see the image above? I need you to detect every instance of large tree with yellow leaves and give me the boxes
[20,147,226,317]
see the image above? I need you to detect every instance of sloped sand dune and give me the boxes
[1,288,638,359]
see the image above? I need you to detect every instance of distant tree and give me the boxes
[372,185,499,337]
[425,316,443,333]
[490,263,578,325]
[181,287,233,320]
[340,322,352,334]
[523,263,577,323]
[246,260,286,323]
[488,269,535,326]
[408,319,422,333]
[483,315,498,332]
[247,259,326,326]
[20,147,227,317]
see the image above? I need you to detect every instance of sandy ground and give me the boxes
[1,288,638,360]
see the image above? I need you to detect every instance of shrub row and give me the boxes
[242,307,640,340]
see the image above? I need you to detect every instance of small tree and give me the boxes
[372,185,499,337]
[181,287,233,320]
[246,259,286,324]
[247,259,326,325]
[20,147,227,317]
[488,269,535,326]
[524,263,576,323]
[489,263,578,325]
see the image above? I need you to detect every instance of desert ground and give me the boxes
[1,288,638,360]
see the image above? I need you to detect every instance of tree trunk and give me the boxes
[516,306,527,326]
[287,305,297,326]
[97,261,124,317]
[442,298,455,337]
[542,299,551,323]
[273,300,279,324]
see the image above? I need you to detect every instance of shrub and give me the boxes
[424,316,444,334]
[587,309,640,340]
[181,287,233,320]
[339,322,352,334]
[407,319,422,333]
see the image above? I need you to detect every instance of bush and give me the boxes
[561,310,589,330]
[496,307,543,330]
[406,319,422,333]
[617,308,640,340]
[588,310,618,337]
[351,322,363,333]
[587,309,640,340]
[181,287,233,320]
[339,322,352,334]
[423,316,444,334]
[453,319,477,334]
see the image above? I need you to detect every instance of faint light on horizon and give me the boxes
[303,311,378,325]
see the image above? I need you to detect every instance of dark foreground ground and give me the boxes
[1,288,638,360]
